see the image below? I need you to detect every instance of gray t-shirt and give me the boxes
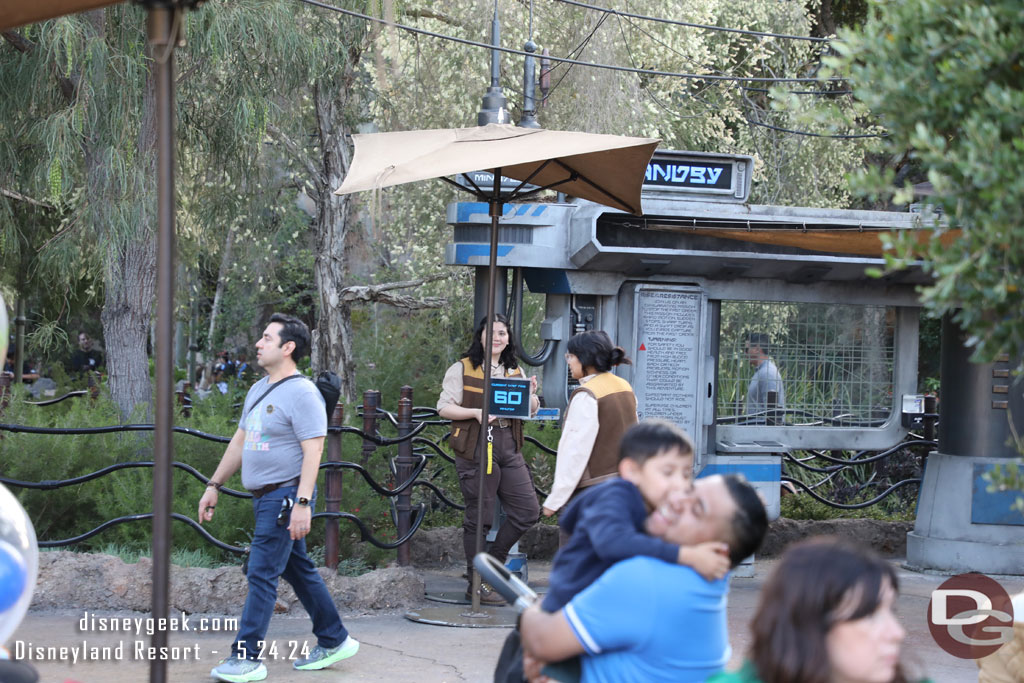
[745,359,785,420]
[238,375,326,490]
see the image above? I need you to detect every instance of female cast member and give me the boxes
[541,329,637,518]
[437,314,541,604]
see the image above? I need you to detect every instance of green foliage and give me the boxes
[828,0,1024,366]
[780,490,916,522]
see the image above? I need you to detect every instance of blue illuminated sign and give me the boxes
[644,160,732,191]
[488,378,532,418]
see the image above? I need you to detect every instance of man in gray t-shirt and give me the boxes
[199,313,358,682]
[744,332,785,424]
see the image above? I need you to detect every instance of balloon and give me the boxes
[0,484,38,646]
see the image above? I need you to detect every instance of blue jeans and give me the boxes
[232,485,348,660]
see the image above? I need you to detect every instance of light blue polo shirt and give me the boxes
[563,557,731,683]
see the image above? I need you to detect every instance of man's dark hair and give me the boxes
[722,474,768,568]
[567,330,631,373]
[745,332,772,355]
[619,419,694,465]
[269,313,312,361]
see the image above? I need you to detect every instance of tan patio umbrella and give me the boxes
[337,123,658,614]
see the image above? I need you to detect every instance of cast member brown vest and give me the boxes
[569,372,637,490]
[448,358,525,460]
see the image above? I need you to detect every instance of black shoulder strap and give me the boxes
[244,374,301,418]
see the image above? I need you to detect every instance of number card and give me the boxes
[488,378,531,418]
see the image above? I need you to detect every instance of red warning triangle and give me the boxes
[639,343,646,351]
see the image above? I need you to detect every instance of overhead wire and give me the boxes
[609,11,873,139]
[296,0,879,139]
[295,0,843,84]
[549,0,831,43]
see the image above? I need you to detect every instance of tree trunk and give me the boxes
[200,226,234,389]
[311,76,358,402]
[99,34,157,423]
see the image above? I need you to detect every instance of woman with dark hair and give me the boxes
[437,314,540,604]
[709,536,928,683]
[541,329,637,518]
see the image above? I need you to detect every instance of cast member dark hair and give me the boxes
[749,536,907,683]
[567,330,631,373]
[269,312,312,361]
[463,314,518,371]
[619,419,693,467]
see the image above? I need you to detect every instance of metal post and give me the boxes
[923,394,938,443]
[361,390,380,466]
[394,392,416,566]
[14,298,25,384]
[147,6,177,682]
[767,390,778,426]
[469,179,503,611]
[325,401,345,569]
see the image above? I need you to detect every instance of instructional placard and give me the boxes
[632,287,704,441]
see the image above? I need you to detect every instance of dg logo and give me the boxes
[927,573,1015,659]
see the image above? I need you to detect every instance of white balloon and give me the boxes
[0,484,38,646]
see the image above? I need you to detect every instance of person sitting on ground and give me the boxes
[519,473,768,683]
[708,536,929,683]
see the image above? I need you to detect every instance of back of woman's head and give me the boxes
[750,536,904,683]
[463,313,518,370]
[566,330,631,373]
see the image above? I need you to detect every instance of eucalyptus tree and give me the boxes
[0,1,323,420]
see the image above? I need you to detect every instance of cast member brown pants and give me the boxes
[455,424,540,571]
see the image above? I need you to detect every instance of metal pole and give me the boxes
[470,171,502,611]
[147,6,176,682]
[325,401,345,569]
[14,298,25,384]
[361,390,379,466]
[395,391,415,566]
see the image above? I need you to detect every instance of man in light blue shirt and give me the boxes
[519,474,768,682]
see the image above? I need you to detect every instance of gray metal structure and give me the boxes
[447,150,1023,572]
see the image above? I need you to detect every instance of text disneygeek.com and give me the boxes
[9,611,309,663]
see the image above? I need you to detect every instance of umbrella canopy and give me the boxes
[336,123,659,215]
[1,0,123,30]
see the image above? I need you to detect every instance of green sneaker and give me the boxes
[292,636,359,671]
[210,656,267,682]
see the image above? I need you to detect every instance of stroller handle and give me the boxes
[473,552,538,613]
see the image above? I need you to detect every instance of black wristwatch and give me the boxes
[296,497,311,507]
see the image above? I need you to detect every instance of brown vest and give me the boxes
[448,358,525,460]
[569,372,638,490]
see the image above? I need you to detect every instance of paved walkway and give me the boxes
[10,560,1017,682]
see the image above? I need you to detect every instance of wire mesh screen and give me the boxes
[718,302,896,427]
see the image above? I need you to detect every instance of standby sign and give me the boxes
[644,159,732,191]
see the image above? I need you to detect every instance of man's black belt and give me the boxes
[250,477,300,499]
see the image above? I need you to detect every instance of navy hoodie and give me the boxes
[541,478,679,612]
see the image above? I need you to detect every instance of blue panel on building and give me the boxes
[455,202,516,223]
[454,244,515,264]
[523,268,572,294]
[971,463,1024,526]
[697,463,781,481]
